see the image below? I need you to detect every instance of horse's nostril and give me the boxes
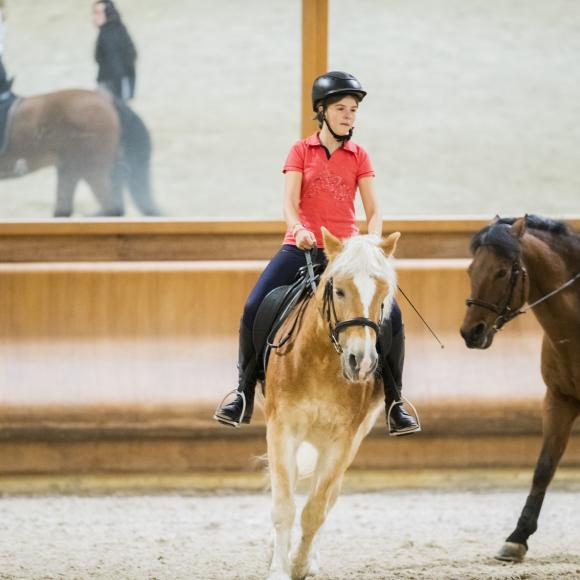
[349,353,358,372]
[473,322,486,338]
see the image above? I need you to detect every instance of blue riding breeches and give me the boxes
[241,244,403,337]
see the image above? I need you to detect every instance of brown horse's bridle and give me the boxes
[322,277,384,354]
[466,248,580,333]
[466,258,528,332]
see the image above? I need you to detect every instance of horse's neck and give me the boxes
[522,233,580,335]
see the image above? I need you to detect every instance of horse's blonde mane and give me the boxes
[326,234,397,314]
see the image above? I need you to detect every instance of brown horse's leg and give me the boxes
[497,389,579,562]
[84,169,124,217]
[292,439,353,580]
[267,419,300,580]
[54,166,81,218]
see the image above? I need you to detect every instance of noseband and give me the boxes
[322,277,383,354]
[466,259,527,332]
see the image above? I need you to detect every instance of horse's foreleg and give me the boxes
[497,389,579,562]
[292,442,352,580]
[267,420,299,580]
[54,166,80,218]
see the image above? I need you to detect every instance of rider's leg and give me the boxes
[213,320,257,426]
[378,302,421,436]
[214,245,326,427]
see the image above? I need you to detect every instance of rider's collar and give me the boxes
[305,132,356,153]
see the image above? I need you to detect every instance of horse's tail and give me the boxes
[113,99,161,216]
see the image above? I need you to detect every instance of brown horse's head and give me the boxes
[460,217,529,349]
[321,227,400,382]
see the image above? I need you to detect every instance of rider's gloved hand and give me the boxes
[295,228,317,250]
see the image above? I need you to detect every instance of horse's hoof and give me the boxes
[267,572,291,580]
[291,559,319,579]
[495,541,527,562]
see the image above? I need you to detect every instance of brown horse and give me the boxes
[264,227,400,580]
[460,215,580,563]
[0,89,160,216]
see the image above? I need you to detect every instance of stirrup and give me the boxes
[387,396,422,437]
[213,389,246,428]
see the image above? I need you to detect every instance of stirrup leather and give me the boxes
[213,389,246,428]
[387,396,422,437]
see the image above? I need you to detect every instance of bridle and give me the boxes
[466,247,580,333]
[322,277,384,354]
[466,258,528,332]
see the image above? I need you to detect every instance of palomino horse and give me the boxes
[264,227,400,580]
[0,89,160,216]
[460,215,580,563]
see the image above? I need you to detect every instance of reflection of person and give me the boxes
[214,71,420,436]
[0,0,13,94]
[92,0,137,102]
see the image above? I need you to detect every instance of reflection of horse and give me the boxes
[460,215,580,563]
[265,228,400,580]
[0,89,160,216]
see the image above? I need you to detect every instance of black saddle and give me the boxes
[253,259,325,381]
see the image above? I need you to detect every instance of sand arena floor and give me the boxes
[1,480,579,580]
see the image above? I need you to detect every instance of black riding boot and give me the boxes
[378,321,421,436]
[213,323,258,427]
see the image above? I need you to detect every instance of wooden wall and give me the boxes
[1,218,578,474]
[0,258,545,407]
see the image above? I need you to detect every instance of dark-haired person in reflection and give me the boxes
[0,0,13,96]
[92,0,137,103]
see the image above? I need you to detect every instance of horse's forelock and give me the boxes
[327,235,397,303]
[471,223,520,261]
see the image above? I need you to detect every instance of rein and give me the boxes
[322,277,383,354]
[466,251,580,332]
[266,250,321,351]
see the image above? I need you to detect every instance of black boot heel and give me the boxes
[213,390,249,428]
[387,397,421,437]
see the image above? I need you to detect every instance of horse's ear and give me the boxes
[511,217,527,240]
[380,232,401,257]
[491,214,501,224]
[321,227,343,260]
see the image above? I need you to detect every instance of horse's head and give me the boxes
[460,217,529,349]
[320,227,400,383]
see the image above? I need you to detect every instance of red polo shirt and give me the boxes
[282,133,375,247]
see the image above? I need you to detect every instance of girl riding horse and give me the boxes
[214,71,420,437]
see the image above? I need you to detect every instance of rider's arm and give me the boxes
[359,176,382,238]
[284,171,316,249]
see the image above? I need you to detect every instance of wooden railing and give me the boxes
[8,217,575,261]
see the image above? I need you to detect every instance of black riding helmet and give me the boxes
[312,71,366,111]
[311,71,366,142]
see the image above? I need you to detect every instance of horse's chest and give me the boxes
[295,388,381,428]
[541,336,580,399]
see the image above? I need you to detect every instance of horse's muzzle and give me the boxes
[460,322,494,350]
[341,349,378,382]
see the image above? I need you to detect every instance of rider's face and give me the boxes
[92,3,107,27]
[322,96,359,136]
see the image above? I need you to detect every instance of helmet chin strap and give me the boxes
[322,114,353,142]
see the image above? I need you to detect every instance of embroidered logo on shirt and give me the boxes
[304,167,350,202]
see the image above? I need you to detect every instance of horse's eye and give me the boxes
[496,268,508,279]
[335,288,345,298]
